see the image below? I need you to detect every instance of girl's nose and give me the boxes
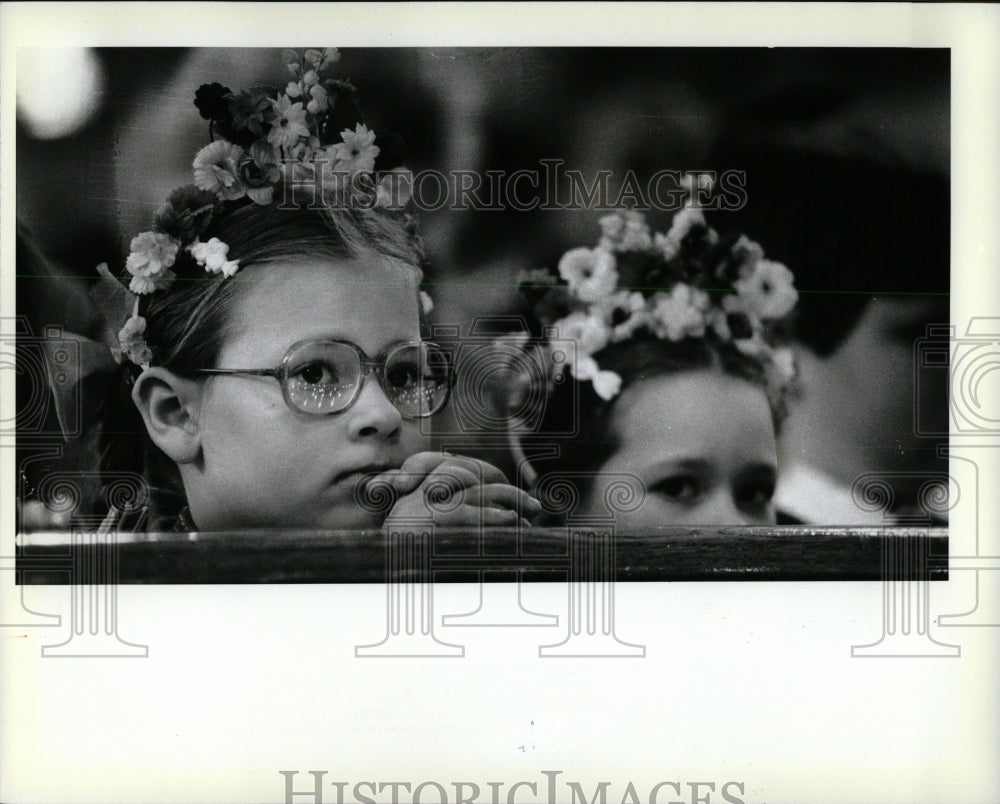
[346,375,403,440]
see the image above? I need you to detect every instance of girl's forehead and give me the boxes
[611,370,777,462]
[222,256,421,361]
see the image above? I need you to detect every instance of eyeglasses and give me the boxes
[182,339,452,418]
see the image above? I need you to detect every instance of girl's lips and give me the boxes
[333,464,399,488]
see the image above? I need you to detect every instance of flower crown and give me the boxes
[518,176,799,402]
[103,48,426,369]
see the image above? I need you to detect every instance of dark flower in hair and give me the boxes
[153,185,222,242]
[228,88,271,141]
[318,79,363,144]
[194,82,233,122]
[238,142,282,205]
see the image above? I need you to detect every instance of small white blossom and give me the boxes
[769,347,797,384]
[375,168,413,209]
[420,291,434,315]
[650,284,709,341]
[557,247,618,303]
[733,259,798,320]
[128,270,176,295]
[125,231,179,278]
[591,370,623,401]
[331,123,380,176]
[192,140,246,200]
[267,94,310,149]
[117,315,153,367]
[189,237,240,277]
[555,310,611,357]
[307,83,328,115]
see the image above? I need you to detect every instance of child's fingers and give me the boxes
[435,506,531,528]
[378,452,451,495]
[452,483,542,515]
[375,455,518,518]
[379,453,508,496]
[438,455,509,485]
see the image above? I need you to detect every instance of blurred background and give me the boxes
[15,47,950,522]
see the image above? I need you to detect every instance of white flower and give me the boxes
[285,160,319,190]
[650,284,709,341]
[769,346,797,384]
[289,136,321,163]
[128,270,176,295]
[731,234,765,273]
[189,237,240,277]
[555,310,610,356]
[592,289,644,322]
[734,331,769,358]
[570,353,599,381]
[192,140,246,200]
[331,123,380,176]
[597,210,651,252]
[117,315,153,367]
[267,94,310,149]
[591,290,647,342]
[591,370,623,400]
[302,69,319,88]
[653,232,680,262]
[306,83,328,115]
[567,353,622,401]
[375,168,413,209]
[557,247,618,303]
[285,81,303,99]
[620,213,652,251]
[655,206,708,260]
[708,307,731,341]
[597,213,626,243]
[420,291,434,315]
[125,231,179,277]
[733,259,798,320]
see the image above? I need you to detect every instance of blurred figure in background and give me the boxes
[707,80,950,523]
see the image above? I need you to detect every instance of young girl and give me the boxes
[95,49,536,532]
[516,189,799,528]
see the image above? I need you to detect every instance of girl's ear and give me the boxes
[131,368,203,464]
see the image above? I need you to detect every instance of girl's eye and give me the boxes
[737,480,775,508]
[386,362,419,390]
[295,361,338,386]
[653,475,701,502]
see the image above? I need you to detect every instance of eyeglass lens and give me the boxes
[284,341,449,417]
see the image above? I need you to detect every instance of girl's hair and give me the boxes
[530,335,783,498]
[99,203,422,528]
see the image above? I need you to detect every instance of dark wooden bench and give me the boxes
[16,526,948,583]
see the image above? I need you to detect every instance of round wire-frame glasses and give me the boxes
[181,338,453,419]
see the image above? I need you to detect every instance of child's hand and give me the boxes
[374,452,541,528]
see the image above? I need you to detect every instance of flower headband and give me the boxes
[102,48,425,369]
[518,176,799,402]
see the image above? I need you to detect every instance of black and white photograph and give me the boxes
[1,4,998,803]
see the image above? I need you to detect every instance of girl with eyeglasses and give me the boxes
[94,51,537,532]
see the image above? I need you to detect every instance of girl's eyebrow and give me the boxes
[648,457,712,475]
[295,335,414,354]
[736,461,778,479]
